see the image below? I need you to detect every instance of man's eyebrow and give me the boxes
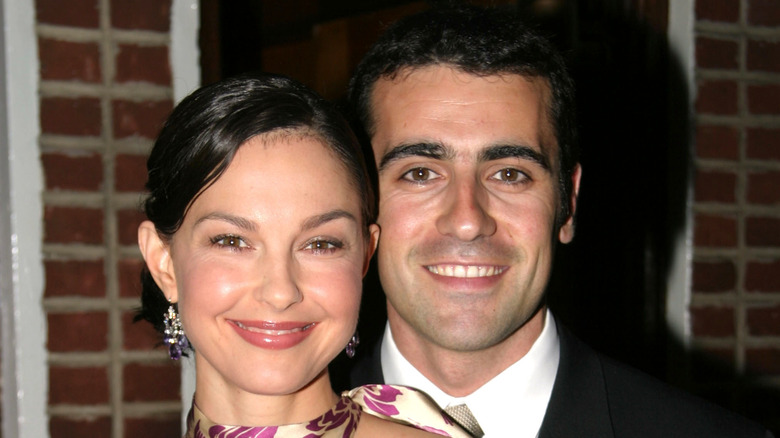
[194,212,257,231]
[479,144,552,173]
[378,143,451,171]
[301,209,357,232]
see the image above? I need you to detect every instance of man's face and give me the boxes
[370,65,578,352]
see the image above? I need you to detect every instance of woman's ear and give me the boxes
[138,221,178,302]
[363,224,381,276]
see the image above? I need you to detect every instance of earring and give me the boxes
[346,332,360,358]
[163,303,189,360]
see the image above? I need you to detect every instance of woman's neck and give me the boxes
[193,365,339,427]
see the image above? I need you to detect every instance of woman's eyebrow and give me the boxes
[301,209,357,232]
[193,212,257,231]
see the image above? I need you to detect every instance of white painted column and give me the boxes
[0,0,47,436]
[666,0,696,348]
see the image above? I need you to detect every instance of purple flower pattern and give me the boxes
[184,385,471,438]
[185,398,359,438]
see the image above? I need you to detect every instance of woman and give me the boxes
[135,73,470,437]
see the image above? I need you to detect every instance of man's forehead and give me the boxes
[369,65,558,164]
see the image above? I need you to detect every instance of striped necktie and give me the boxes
[445,404,485,437]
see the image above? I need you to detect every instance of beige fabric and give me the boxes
[445,404,484,438]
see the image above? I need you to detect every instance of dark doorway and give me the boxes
[200,0,683,382]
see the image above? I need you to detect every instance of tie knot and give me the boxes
[444,404,484,437]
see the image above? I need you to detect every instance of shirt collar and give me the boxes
[381,309,560,438]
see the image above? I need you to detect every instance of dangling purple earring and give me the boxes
[346,332,360,358]
[163,303,189,360]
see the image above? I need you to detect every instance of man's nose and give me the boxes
[254,256,302,311]
[435,177,497,241]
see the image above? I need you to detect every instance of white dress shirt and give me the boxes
[381,309,560,437]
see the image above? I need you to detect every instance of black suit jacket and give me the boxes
[336,323,773,437]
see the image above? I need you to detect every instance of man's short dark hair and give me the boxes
[349,5,579,223]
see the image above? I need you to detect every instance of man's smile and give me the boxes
[425,264,506,278]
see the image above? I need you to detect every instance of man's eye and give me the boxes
[491,168,528,183]
[212,235,248,249]
[402,167,439,182]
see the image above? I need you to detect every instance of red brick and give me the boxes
[42,152,103,191]
[44,206,103,244]
[115,153,149,192]
[696,37,738,69]
[748,40,780,73]
[50,416,112,438]
[111,0,171,31]
[747,170,780,204]
[119,258,144,298]
[694,169,736,203]
[123,310,162,351]
[44,260,105,298]
[746,348,780,375]
[696,0,739,22]
[696,80,738,115]
[746,258,780,292]
[49,366,108,404]
[39,39,101,82]
[112,99,173,139]
[123,362,180,401]
[116,44,171,86]
[746,216,780,247]
[117,208,147,246]
[749,0,780,26]
[47,312,108,352]
[748,84,780,114]
[747,305,780,336]
[694,213,737,247]
[40,97,101,136]
[696,125,739,160]
[124,415,181,438]
[747,127,780,161]
[691,306,735,337]
[692,260,736,292]
[36,0,99,28]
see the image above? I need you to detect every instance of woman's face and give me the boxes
[165,134,377,397]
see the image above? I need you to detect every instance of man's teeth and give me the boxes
[234,322,312,335]
[426,265,504,278]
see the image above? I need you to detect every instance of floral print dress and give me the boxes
[184,384,472,438]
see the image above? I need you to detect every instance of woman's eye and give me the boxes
[491,168,528,183]
[305,239,343,254]
[402,167,439,182]
[211,235,248,249]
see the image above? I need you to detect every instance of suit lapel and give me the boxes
[539,324,615,437]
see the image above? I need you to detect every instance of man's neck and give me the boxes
[387,307,547,397]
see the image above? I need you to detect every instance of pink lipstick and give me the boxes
[230,320,316,350]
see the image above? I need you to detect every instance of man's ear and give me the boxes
[138,220,178,302]
[558,163,582,244]
[363,224,381,277]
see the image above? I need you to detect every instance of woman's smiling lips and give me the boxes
[229,320,316,350]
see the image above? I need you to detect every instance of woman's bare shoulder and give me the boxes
[354,414,444,438]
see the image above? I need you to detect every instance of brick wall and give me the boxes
[36,0,180,436]
[691,0,780,430]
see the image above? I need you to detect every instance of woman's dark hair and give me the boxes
[135,72,376,342]
[349,4,578,226]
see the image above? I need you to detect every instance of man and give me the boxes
[338,5,773,438]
